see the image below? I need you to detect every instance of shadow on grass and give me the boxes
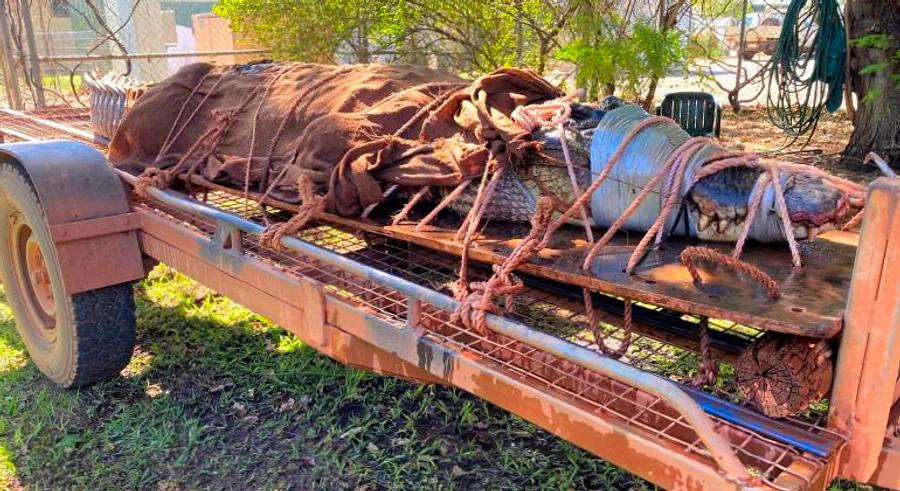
[0,266,656,491]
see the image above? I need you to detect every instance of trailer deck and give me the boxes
[1,105,898,490]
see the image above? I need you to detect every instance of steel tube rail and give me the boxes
[118,169,751,481]
[38,49,270,63]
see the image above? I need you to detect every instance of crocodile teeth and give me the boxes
[716,218,728,234]
[698,213,713,231]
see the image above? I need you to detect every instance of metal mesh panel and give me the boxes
[131,188,844,487]
[1,1,268,110]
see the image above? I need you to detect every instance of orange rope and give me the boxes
[259,174,326,250]
[691,317,719,388]
[391,187,431,225]
[842,209,865,231]
[415,179,472,231]
[452,198,554,334]
[732,172,770,259]
[244,65,296,201]
[511,98,593,242]
[259,66,355,194]
[455,163,508,290]
[583,290,634,359]
[680,246,781,299]
[580,137,709,270]
[154,72,224,164]
[393,83,466,139]
[766,162,803,269]
[538,116,671,246]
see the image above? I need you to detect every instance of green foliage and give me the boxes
[213,0,403,63]
[859,61,890,76]
[557,7,686,101]
[394,0,522,73]
[213,0,709,100]
[694,0,744,20]
[852,33,893,51]
[851,34,899,105]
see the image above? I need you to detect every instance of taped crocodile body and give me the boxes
[107,61,858,248]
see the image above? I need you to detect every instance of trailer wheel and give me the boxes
[0,163,136,387]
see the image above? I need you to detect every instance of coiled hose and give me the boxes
[766,0,846,139]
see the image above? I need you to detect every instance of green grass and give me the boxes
[0,266,658,490]
[0,266,885,490]
[40,74,82,95]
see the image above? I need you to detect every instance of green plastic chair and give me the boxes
[655,92,722,138]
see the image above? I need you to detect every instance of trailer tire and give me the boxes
[0,163,136,387]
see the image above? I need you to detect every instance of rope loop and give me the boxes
[452,198,554,334]
[511,98,572,132]
[584,289,633,360]
[680,246,781,299]
[259,174,326,251]
[134,167,170,198]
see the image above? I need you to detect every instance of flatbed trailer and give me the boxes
[0,107,898,490]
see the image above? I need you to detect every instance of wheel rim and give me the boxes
[9,212,57,344]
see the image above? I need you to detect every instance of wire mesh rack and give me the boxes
[134,187,846,488]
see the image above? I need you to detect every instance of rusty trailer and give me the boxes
[0,107,898,490]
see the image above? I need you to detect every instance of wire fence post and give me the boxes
[0,0,22,109]
[729,0,750,113]
[3,3,267,110]
[18,0,45,108]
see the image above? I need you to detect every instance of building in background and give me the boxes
[27,0,258,83]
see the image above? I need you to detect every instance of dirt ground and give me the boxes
[717,107,881,185]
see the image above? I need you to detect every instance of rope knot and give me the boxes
[511,98,572,132]
[134,167,170,198]
[451,198,554,334]
[259,174,326,251]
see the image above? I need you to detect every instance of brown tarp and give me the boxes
[109,61,561,216]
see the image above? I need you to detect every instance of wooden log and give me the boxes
[735,334,833,418]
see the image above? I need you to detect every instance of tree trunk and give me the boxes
[845,0,900,163]
[514,0,524,66]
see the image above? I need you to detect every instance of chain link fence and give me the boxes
[0,0,268,110]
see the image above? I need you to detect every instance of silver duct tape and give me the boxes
[589,105,792,243]
[84,74,144,141]
[589,105,707,234]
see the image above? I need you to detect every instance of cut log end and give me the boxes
[735,334,834,419]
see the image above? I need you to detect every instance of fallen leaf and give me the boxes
[208,382,233,393]
[278,398,295,412]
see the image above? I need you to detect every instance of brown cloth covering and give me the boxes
[109,61,561,216]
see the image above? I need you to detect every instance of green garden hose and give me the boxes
[766,0,846,138]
